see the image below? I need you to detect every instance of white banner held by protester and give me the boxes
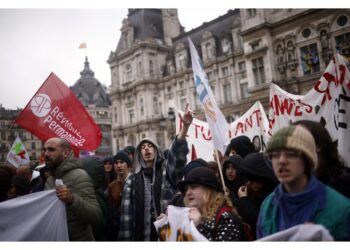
[6,136,30,168]
[188,38,230,155]
[269,54,350,167]
[176,101,270,162]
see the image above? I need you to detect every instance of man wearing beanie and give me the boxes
[105,150,132,240]
[108,150,132,208]
[256,125,350,241]
[118,104,194,241]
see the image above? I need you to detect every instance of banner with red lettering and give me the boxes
[15,73,102,151]
[269,54,350,167]
[177,101,270,162]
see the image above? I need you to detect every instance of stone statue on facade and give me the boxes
[320,30,332,65]
[276,44,286,75]
[167,60,176,75]
[286,41,296,62]
[179,53,187,70]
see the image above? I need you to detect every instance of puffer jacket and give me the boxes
[45,152,104,241]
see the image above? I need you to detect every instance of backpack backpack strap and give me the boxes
[215,206,233,225]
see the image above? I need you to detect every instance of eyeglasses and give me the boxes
[267,149,302,160]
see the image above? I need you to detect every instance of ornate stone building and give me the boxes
[71,57,112,156]
[108,9,350,152]
[0,106,43,165]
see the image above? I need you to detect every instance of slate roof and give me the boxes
[71,57,111,107]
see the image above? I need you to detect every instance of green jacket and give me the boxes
[257,186,350,240]
[45,153,104,241]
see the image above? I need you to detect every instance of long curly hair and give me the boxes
[184,186,237,220]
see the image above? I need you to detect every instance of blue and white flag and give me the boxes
[188,38,230,155]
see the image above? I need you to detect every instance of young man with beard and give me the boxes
[256,125,350,241]
[118,104,194,241]
[44,137,104,241]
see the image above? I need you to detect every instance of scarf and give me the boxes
[133,163,163,241]
[274,176,326,231]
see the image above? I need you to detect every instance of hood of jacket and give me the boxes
[133,137,164,173]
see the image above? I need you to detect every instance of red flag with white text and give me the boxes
[15,73,102,151]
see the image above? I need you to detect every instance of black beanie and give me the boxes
[240,152,278,184]
[113,150,132,167]
[124,146,135,154]
[229,135,255,158]
[103,156,113,164]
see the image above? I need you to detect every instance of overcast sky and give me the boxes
[0,8,232,110]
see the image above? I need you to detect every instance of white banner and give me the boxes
[269,54,350,167]
[154,205,208,241]
[176,101,270,162]
[0,190,69,241]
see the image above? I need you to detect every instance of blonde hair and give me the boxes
[184,186,236,220]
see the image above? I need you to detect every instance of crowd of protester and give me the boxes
[1,108,349,241]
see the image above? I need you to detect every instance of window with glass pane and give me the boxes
[223,82,232,103]
[238,61,246,72]
[126,64,132,81]
[251,41,260,51]
[129,109,134,123]
[153,97,159,114]
[300,43,320,75]
[180,97,186,110]
[222,67,229,76]
[114,107,118,122]
[31,142,36,149]
[252,57,265,85]
[240,82,249,99]
[335,32,350,62]
[140,98,144,116]
[247,9,256,18]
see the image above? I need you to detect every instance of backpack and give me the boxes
[215,206,255,241]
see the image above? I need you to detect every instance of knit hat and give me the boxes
[229,135,255,158]
[266,125,317,170]
[240,152,278,184]
[113,150,132,167]
[124,146,135,155]
[177,167,222,194]
[183,158,209,177]
[103,156,113,164]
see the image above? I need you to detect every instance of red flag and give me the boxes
[191,144,197,161]
[15,73,102,151]
[78,42,86,49]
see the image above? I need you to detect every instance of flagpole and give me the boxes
[334,50,341,85]
[214,149,228,195]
